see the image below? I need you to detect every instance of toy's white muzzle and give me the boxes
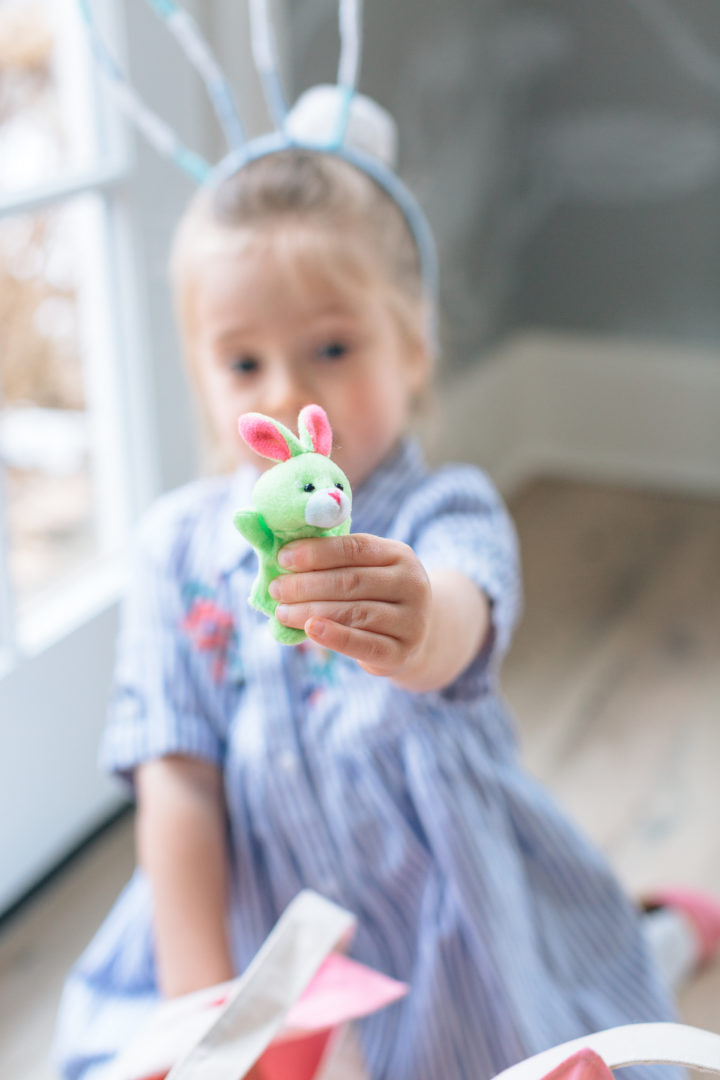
[304,488,351,529]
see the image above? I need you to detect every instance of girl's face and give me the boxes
[186,227,429,487]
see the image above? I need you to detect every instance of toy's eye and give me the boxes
[303,483,316,493]
[335,482,344,491]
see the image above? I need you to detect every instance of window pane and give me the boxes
[0,195,124,609]
[0,0,100,195]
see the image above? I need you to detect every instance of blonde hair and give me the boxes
[170,147,427,345]
[169,150,431,468]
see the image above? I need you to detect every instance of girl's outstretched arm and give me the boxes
[389,567,492,693]
[136,754,234,997]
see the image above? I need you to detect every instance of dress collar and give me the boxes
[217,438,427,577]
[349,437,427,539]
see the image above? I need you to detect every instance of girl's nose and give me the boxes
[262,364,308,419]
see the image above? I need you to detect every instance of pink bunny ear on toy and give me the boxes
[298,404,333,456]
[238,413,302,461]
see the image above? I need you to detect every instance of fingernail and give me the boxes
[278,547,295,569]
[268,579,281,599]
[276,604,290,623]
[307,618,325,639]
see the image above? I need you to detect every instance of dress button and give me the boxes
[316,878,341,903]
[278,750,298,773]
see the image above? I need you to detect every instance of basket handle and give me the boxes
[166,890,355,1080]
[493,1024,720,1080]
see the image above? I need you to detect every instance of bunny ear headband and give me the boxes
[76,0,439,351]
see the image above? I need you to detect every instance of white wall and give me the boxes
[425,331,720,499]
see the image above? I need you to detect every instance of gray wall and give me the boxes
[512,0,720,350]
[288,0,720,365]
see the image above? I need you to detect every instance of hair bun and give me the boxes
[284,84,398,169]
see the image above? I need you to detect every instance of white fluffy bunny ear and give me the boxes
[284,84,398,168]
[298,404,333,456]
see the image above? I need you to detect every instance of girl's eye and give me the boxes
[335,482,344,491]
[230,356,259,374]
[303,483,316,493]
[317,341,348,361]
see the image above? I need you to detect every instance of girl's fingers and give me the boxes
[275,600,401,636]
[278,534,408,572]
[270,565,402,605]
[303,617,403,672]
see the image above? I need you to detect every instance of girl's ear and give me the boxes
[238,413,303,461]
[298,404,333,456]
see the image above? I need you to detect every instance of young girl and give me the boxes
[54,119,715,1080]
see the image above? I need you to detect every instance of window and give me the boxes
[0,0,128,638]
[0,0,199,914]
[0,0,265,917]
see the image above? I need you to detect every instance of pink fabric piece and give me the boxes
[284,953,407,1032]
[646,886,720,966]
[255,1030,332,1080]
[238,414,291,461]
[299,404,332,456]
[129,954,406,1078]
[541,1048,614,1080]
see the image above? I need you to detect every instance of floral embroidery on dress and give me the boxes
[296,640,339,705]
[181,580,243,684]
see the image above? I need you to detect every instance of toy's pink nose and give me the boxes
[329,491,341,506]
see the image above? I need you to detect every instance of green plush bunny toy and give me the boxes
[233,404,352,644]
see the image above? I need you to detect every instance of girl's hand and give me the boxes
[269,533,432,678]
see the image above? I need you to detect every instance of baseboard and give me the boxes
[423,331,720,498]
[0,803,132,931]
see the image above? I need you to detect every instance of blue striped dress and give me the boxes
[53,439,678,1080]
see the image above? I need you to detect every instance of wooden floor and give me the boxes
[502,478,720,1033]
[2,477,719,1077]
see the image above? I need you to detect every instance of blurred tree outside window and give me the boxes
[0,0,192,919]
[0,0,118,613]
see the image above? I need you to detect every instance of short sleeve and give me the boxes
[101,500,227,786]
[398,465,523,696]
